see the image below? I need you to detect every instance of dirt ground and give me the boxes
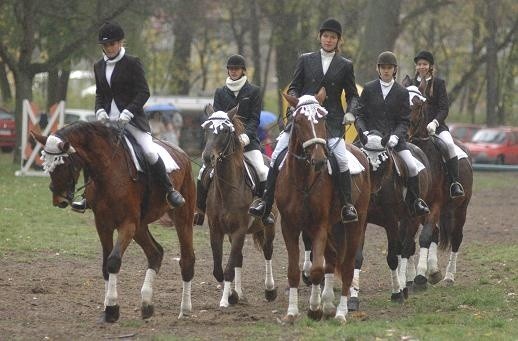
[1,183,517,340]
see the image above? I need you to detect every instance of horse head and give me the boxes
[403,76,429,140]
[201,104,243,167]
[283,88,328,172]
[31,131,81,208]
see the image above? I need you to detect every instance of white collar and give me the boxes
[417,75,432,82]
[103,47,125,64]
[226,76,247,94]
[320,48,335,58]
[380,78,394,87]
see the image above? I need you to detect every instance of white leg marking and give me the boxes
[428,242,439,274]
[104,273,118,307]
[141,268,156,305]
[391,269,400,294]
[349,268,360,298]
[322,273,336,314]
[335,295,348,322]
[309,284,322,311]
[287,287,299,317]
[398,258,408,291]
[234,267,243,298]
[265,260,275,290]
[178,280,192,318]
[219,281,232,308]
[417,247,429,277]
[407,255,417,282]
[444,251,458,282]
[303,251,312,278]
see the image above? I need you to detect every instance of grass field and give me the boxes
[1,152,517,340]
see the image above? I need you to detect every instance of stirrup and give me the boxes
[71,198,87,213]
[193,211,205,226]
[248,198,266,217]
[413,198,430,216]
[449,182,465,198]
[341,204,358,223]
[261,212,275,226]
[166,190,185,208]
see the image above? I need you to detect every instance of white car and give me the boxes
[65,108,95,124]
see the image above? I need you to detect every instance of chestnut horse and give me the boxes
[347,131,431,311]
[403,78,473,289]
[201,105,277,308]
[33,122,195,322]
[277,90,370,323]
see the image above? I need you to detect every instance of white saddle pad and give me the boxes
[455,144,468,160]
[279,149,365,175]
[124,136,179,173]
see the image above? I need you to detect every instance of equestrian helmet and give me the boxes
[226,54,246,70]
[377,51,398,66]
[414,50,434,65]
[319,18,342,37]
[98,22,125,44]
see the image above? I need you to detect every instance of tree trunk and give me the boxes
[0,62,12,103]
[250,0,262,87]
[356,0,402,85]
[485,0,498,126]
[501,41,516,123]
[170,0,195,95]
[13,70,35,163]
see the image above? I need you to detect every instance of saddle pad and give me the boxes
[454,144,468,160]
[393,155,426,177]
[124,136,179,173]
[279,149,365,175]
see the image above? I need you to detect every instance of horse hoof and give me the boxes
[178,310,191,319]
[428,271,443,285]
[402,287,409,299]
[391,291,404,304]
[228,289,239,305]
[141,303,154,319]
[347,297,360,311]
[443,278,454,287]
[322,304,336,318]
[413,275,428,291]
[282,314,297,325]
[406,281,414,294]
[265,288,277,302]
[302,273,311,286]
[104,305,120,323]
[334,314,347,324]
[307,308,323,321]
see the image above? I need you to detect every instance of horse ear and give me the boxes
[315,87,326,105]
[58,141,76,154]
[227,104,239,120]
[282,92,298,108]
[401,75,412,88]
[30,131,47,146]
[204,103,214,117]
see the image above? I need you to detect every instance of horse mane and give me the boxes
[58,121,121,149]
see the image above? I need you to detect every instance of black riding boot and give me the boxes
[249,168,277,225]
[71,171,89,213]
[406,175,430,216]
[446,157,465,198]
[152,157,185,208]
[338,170,358,223]
[193,179,208,226]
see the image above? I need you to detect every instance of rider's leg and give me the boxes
[329,137,358,223]
[127,124,185,208]
[193,165,208,226]
[248,131,290,223]
[438,131,464,198]
[398,149,429,216]
[243,149,269,195]
[71,169,89,212]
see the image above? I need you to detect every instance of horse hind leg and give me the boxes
[220,231,246,307]
[444,206,467,285]
[255,227,277,302]
[322,241,337,318]
[133,225,164,319]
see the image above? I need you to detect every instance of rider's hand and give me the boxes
[427,119,439,136]
[387,135,399,148]
[239,133,250,146]
[96,109,109,122]
[342,112,356,125]
[119,109,133,124]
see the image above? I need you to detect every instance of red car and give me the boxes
[0,108,15,153]
[449,123,484,143]
[465,127,518,164]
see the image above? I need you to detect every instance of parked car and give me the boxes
[0,108,16,152]
[465,127,518,164]
[448,123,484,143]
[65,108,96,124]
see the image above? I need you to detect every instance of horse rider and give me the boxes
[72,21,184,211]
[356,51,429,216]
[249,18,360,225]
[193,54,267,226]
[413,50,464,198]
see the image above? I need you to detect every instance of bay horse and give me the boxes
[402,77,473,289]
[32,121,195,322]
[347,131,431,311]
[201,105,277,308]
[277,89,370,323]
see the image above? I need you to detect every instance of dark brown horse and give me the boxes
[347,131,431,311]
[201,105,277,307]
[403,80,473,289]
[33,122,195,322]
[276,89,370,323]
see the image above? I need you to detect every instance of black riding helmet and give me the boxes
[98,22,125,44]
[377,51,398,66]
[226,54,246,70]
[414,50,434,65]
[319,18,342,37]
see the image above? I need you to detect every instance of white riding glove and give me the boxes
[342,112,356,125]
[96,109,109,122]
[119,109,134,124]
[239,133,250,147]
[387,135,399,148]
[427,119,439,136]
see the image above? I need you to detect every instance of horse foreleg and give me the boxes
[301,231,312,286]
[385,222,404,303]
[348,229,365,312]
[262,225,277,301]
[220,231,245,307]
[133,226,164,319]
[173,211,195,318]
[281,224,301,322]
[415,221,435,290]
[444,208,466,285]
[322,242,337,317]
[306,226,328,320]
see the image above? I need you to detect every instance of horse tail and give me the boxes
[439,208,453,251]
[252,229,265,251]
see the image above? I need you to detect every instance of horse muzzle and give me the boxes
[52,193,72,208]
[311,157,327,172]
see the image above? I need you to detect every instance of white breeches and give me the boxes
[270,131,290,167]
[398,149,419,177]
[327,137,349,172]
[438,130,456,159]
[244,149,269,182]
[126,124,158,164]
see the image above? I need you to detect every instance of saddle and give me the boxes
[430,136,469,162]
